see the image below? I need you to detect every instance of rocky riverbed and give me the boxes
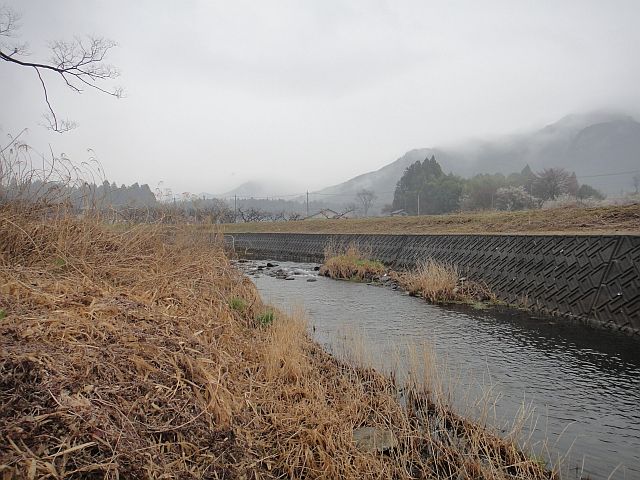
[233,259,403,288]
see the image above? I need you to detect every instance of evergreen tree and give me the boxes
[392,155,463,214]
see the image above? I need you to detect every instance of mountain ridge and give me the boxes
[210,111,640,208]
[312,111,640,209]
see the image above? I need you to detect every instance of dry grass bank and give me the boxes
[1,206,556,479]
[222,203,640,235]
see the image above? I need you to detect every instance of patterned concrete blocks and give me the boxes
[224,233,639,332]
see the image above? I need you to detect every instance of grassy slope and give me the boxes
[222,204,640,235]
[0,207,556,479]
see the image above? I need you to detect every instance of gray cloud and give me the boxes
[1,0,639,194]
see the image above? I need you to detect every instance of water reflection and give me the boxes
[249,261,640,479]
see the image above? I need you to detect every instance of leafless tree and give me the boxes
[355,189,376,216]
[0,5,122,132]
[208,199,234,223]
[0,5,25,53]
[237,207,269,223]
[268,211,286,222]
[533,168,574,200]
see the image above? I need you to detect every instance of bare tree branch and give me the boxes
[0,6,122,133]
[0,5,20,37]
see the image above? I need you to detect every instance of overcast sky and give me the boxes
[1,0,639,195]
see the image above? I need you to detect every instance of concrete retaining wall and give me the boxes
[224,233,640,334]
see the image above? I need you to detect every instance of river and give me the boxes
[243,260,640,480]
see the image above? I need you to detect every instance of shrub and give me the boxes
[577,184,605,201]
[494,186,539,211]
[394,259,495,304]
[396,259,459,302]
[320,242,385,281]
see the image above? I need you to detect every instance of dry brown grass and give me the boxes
[222,203,640,235]
[394,259,496,304]
[0,205,264,478]
[319,242,386,282]
[0,205,556,479]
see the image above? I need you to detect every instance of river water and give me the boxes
[246,261,640,480]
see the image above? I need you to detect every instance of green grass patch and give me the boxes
[257,309,276,327]
[355,259,385,269]
[229,297,247,311]
[0,309,6,320]
[53,257,66,268]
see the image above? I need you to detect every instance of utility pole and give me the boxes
[234,194,237,223]
[306,191,309,217]
[417,192,420,216]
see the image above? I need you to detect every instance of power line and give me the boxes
[310,191,396,197]
[577,170,640,179]
[214,190,396,201]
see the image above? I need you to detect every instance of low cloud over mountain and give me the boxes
[312,112,640,209]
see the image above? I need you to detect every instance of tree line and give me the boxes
[388,155,605,215]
